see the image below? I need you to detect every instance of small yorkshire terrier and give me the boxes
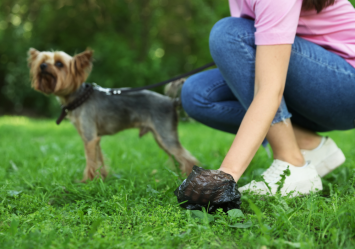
[27,48,198,181]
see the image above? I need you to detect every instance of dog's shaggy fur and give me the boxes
[28,48,198,181]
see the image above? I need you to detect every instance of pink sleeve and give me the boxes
[253,0,303,45]
[229,0,240,17]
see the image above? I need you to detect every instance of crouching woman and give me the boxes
[181,0,355,196]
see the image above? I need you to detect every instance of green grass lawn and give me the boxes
[0,116,355,248]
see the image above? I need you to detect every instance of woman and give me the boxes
[181,0,355,196]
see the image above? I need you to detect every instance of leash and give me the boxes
[56,61,216,125]
[105,62,216,95]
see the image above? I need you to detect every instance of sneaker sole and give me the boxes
[282,176,323,197]
[315,148,346,177]
[240,176,323,197]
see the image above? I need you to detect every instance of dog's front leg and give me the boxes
[97,143,108,179]
[82,137,107,181]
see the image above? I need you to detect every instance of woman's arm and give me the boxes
[219,44,292,181]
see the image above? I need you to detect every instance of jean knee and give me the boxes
[209,17,254,57]
[209,17,233,55]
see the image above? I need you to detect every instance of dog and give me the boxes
[27,48,198,181]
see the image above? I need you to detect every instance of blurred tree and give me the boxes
[0,0,230,116]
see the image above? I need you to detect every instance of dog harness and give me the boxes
[56,62,216,125]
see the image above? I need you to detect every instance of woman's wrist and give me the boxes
[219,164,243,182]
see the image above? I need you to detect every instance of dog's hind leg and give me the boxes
[149,120,198,176]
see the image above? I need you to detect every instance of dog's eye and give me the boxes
[55,61,64,68]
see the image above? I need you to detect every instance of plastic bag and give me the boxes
[174,166,242,213]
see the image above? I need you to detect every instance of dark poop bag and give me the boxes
[174,166,242,213]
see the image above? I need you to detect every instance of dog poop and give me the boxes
[174,166,242,213]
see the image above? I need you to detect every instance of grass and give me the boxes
[0,116,355,248]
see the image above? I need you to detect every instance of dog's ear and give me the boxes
[27,48,39,68]
[70,49,93,85]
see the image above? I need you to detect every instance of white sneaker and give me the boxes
[239,159,322,197]
[301,137,345,177]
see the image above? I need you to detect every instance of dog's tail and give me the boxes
[164,78,186,106]
[165,78,192,121]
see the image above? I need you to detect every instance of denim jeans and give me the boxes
[181,17,355,140]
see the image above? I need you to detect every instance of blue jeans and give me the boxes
[181,17,355,139]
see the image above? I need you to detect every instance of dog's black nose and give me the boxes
[40,63,47,71]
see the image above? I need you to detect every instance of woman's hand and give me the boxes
[219,44,292,181]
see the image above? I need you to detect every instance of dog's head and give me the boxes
[27,48,93,96]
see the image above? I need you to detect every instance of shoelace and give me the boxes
[262,161,288,184]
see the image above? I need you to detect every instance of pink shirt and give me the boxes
[229,0,355,68]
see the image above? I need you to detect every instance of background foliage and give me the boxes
[0,0,229,116]
[1,0,355,117]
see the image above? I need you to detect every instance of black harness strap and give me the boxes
[56,84,94,125]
